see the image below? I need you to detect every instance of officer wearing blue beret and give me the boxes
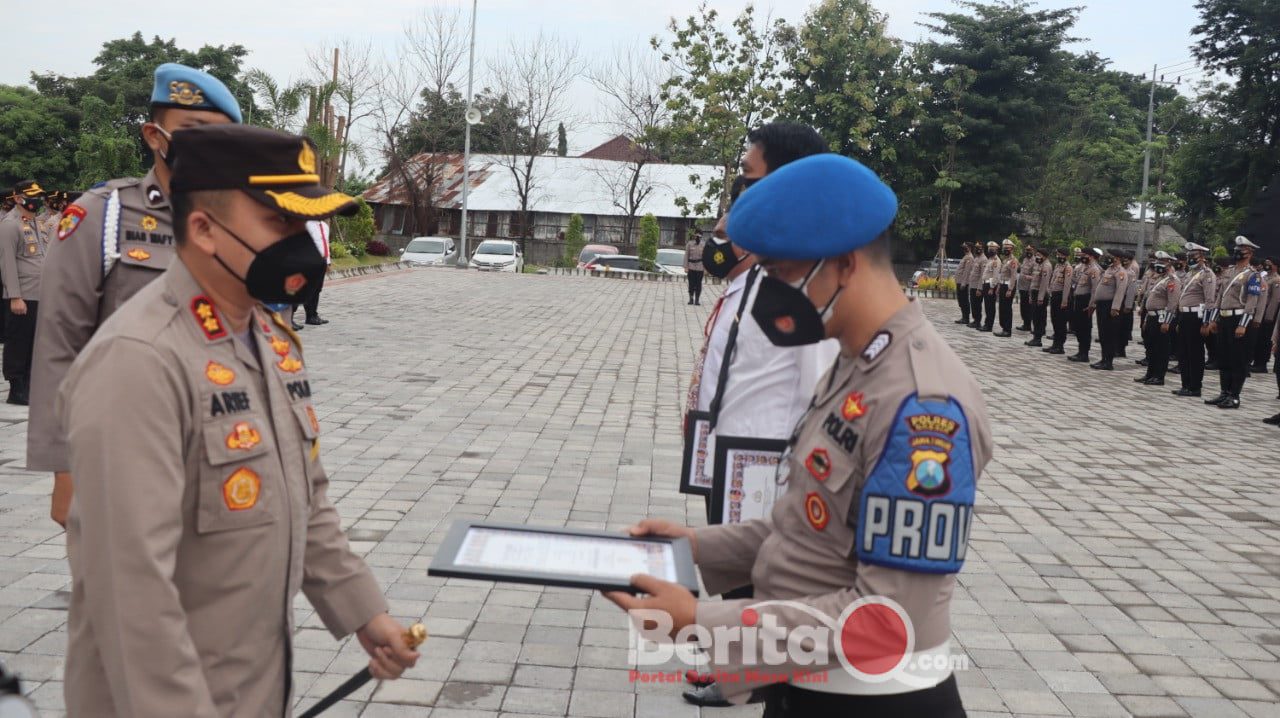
[30,63,242,528]
[608,154,993,716]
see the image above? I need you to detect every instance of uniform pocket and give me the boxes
[196,416,278,534]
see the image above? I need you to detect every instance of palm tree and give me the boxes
[243,69,310,132]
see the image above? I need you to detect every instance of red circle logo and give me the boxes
[740,608,759,627]
[774,315,796,335]
[835,598,914,681]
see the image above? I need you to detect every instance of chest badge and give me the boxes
[205,361,235,386]
[126,248,151,261]
[841,392,866,421]
[223,467,261,511]
[225,422,262,451]
[269,335,291,358]
[277,356,303,373]
[140,215,158,231]
[805,448,832,482]
[805,492,830,531]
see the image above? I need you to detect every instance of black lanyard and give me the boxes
[707,265,761,431]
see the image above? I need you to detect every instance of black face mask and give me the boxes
[985,249,996,257]
[752,261,841,347]
[703,238,743,279]
[1035,256,1044,264]
[209,215,326,304]
[1154,265,1167,274]
[1233,250,1248,261]
[20,198,42,213]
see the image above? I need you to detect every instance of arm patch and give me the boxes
[855,394,976,574]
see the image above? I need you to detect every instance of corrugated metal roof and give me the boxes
[362,153,720,219]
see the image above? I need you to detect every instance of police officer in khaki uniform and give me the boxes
[967,242,988,329]
[1171,242,1217,397]
[1016,242,1036,331]
[605,154,991,717]
[1026,246,1051,347]
[994,238,1019,336]
[1043,247,1073,354]
[1204,236,1263,409]
[979,240,1000,332]
[0,181,50,404]
[40,191,69,239]
[59,124,419,716]
[1117,250,1140,358]
[31,63,241,528]
[684,234,705,305]
[1069,248,1102,362]
[1254,257,1280,371]
[955,243,973,324]
[1087,249,1131,370]
[1135,255,1180,385]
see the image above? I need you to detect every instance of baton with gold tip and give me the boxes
[298,623,427,717]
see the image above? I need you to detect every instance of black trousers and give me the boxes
[1072,294,1092,356]
[687,270,704,301]
[1095,300,1117,362]
[1142,316,1173,379]
[1018,288,1031,327]
[982,289,997,329]
[302,272,326,320]
[762,674,965,718]
[958,285,970,322]
[998,287,1014,332]
[1205,331,1217,364]
[1217,316,1253,397]
[4,300,37,383]
[1120,310,1134,350]
[1254,319,1274,369]
[1032,295,1048,339]
[1178,313,1206,390]
[1050,292,1068,346]
[969,288,984,325]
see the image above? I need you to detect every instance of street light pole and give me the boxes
[1136,63,1156,263]
[458,0,478,268]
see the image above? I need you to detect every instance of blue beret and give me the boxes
[150,63,242,123]
[727,153,897,260]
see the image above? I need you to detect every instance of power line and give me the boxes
[1157,58,1197,72]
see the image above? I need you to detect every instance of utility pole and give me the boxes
[1136,64,1181,262]
[457,0,479,268]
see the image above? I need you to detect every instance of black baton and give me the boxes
[298,623,427,717]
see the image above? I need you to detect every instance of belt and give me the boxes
[1219,309,1242,317]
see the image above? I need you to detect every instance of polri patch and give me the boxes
[57,205,86,241]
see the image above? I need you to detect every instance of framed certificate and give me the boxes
[709,436,789,525]
[679,410,715,496]
[428,521,700,595]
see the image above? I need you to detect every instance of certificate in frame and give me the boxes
[428,520,700,595]
[709,436,789,525]
[679,410,715,496]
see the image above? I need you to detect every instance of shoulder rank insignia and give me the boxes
[205,361,235,386]
[269,335,291,358]
[223,467,260,511]
[57,205,86,241]
[191,296,227,340]
[126,248,151,261]
[277,356,303,373]
[225,421,262,451]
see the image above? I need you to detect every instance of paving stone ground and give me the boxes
[1,268,1278,717]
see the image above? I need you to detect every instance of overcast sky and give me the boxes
[4,0,1207,175]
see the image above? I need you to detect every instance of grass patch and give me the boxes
[329,255,400,271]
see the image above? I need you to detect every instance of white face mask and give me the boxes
[151,124,175,166]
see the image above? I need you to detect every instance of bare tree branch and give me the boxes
[305,37,379,185]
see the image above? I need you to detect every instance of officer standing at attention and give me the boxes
[0,181,50,405]
[30,63,241,528]
[1087,249,1130,371]
[40,192,68,239]
[1117,250,1140,359]
[1016,242,1036,331]
[1068,248,1103,363]
[1253,257,1280,372]
[1204,236,1263,409]
[685,233,705,305]
[980,240,1001,332]
[967,241,988,330]
[994,238,1018,337]
[1171,243,1216,397]
[1026,246,1051,347]
[955,242,973,325]
[606,154,991,716]
[1043,247,1073,354]
[1135,255,1180,386]
[58,124,419,716]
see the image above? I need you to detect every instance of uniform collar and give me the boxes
[853,298,924,371]
[142,167,170,210]
[724,267,751,296]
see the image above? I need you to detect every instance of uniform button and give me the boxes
[163,293,177,307]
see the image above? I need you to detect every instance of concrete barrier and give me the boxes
[327,261,411,280]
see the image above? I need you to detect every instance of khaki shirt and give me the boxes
[1016,253,1036,290]
[1218,265,1262,315]
[967,256,987,288]
[1074,263,1101,297]
[0,212,49,299]
[684,240,704,271]
[997,254,1019,287]
[1122,262,1140,310]
[28,169,176,472]
[955,254,972,288]
[1090,263,1129,305]
[1263,274,1280,322]
[1142,271,1180,314]
[1049,262,1072,295]
[692,301,992,701]
[59,261,387,717]
[981,254,1001,287]
[1032,259,1052,299]
[1177,265,1217,312]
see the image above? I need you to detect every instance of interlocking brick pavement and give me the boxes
[0,268,1276,717]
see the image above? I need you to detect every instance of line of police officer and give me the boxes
[954,235,1280,418]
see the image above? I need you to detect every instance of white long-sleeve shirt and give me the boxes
[306,220,331,266]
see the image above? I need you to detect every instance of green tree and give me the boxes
[0,85,76,189]
[243,69,309,131]
[637,214,659,267]
[652,2,783,216]
[556,122,568,156]
[335,197,375,255]
[563,213,585,267]
[74,93,145,187]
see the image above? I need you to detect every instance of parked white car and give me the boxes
[655,248,687,277]
[401,236,457,266]
[470,240,524,272]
